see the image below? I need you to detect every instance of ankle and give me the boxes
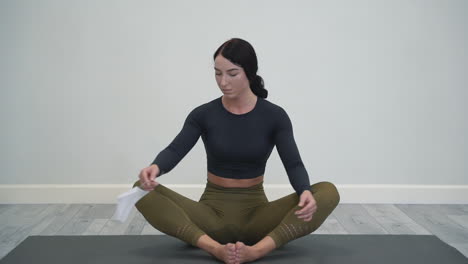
[252,244,265,259]
[196,234,221,255]
[252,236,276,257]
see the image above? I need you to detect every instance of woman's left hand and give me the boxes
[295,190,317,222]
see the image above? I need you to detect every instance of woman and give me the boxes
[133,38,340,264]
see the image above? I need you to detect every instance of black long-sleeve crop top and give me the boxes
[151,96,311,196]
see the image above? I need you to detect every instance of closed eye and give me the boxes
[216,73,237,77]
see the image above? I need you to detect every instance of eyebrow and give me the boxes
[214,67,240,72]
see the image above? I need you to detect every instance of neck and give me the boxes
[222,90,258,110]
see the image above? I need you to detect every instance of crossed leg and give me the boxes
[231,181,340,262]
[132,180,340,263]
[245,181,340,248]
[132,180,240,263]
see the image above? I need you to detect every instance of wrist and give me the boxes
[150,164,161,177]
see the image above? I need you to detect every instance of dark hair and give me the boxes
[213,38,268,99]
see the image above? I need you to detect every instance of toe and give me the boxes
[227,243,236,253]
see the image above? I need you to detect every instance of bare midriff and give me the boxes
[207,171,264,188]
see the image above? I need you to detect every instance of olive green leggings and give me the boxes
[133,179,340,249]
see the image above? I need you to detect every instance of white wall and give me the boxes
[1,1,467,200]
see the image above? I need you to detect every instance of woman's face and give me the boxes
[214,55,250,97]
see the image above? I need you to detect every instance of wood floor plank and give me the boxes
[0,240,17,260]
[363,204,431,234]
[39,204,82,235]
[56,217,93,235]
[0,204,48,225]
[447,215,468,230]
[29,204,70,235]
[314,214,348,234]
[5,205,55,240]
[13,204,49,219]
[82,219,108,235]
[332,204,388,234]
[99,207,138,235]
[431,205,468,215]
[125,212,146,235]
[0,205,60,259]
[0,226,21,242]
[0,204,12,213]
[396,204,468,244]
[141,222,163,235]
[0,205,15,219]
[56,204,106,235]
[3,222,36,249]
[74,204,116,219]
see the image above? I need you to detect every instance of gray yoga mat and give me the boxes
[0,234,466,263]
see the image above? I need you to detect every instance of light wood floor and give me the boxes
[1,204,467,259]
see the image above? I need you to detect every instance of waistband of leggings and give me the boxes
[205,179,264,192]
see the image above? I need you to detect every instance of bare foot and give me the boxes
[212,243,237,264]
[235,241,259,263]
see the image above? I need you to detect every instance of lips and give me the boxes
[222,89,232,93]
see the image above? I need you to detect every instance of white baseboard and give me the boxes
[0,184,467,204]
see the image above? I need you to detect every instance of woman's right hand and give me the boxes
[138,164,160,191]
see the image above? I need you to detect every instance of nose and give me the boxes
[220,75,228,86]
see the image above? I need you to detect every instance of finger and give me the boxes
[140,181,148,190]
[298,213,309,220]
[149,168,156,181]
[140,171,148,183]
[146,181,155,189]
[312,206,318,213]
[141,180,154,190]
[297,210,313,217]
[295,212,304,217]
[309,203,317,211]
[298,213,313,220]
[297,211,311,217]
[144,169,152,180]
[296,205,312,214]
[295,205,309,214]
